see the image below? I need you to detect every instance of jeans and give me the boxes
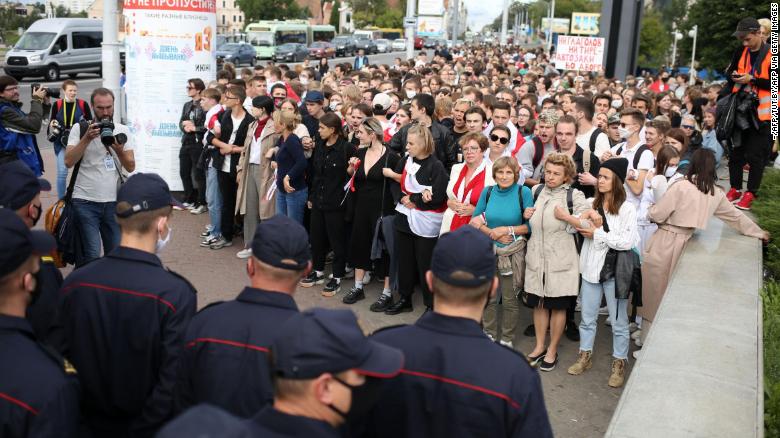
[579,278,629,359]
[275,187,308,225]
[55,147,67,199]
[72,199,120,267]
[206,166,222,237]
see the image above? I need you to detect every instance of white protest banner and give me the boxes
[553,35,604,72]
[123,0,217,191]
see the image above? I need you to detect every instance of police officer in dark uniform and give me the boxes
[0,160,60,344]
[362,226,553,438]
[249,308,404,437]
[156,404,251,438]
[174,214,312,417]
[0,209,80,438]
[53,173,197,438]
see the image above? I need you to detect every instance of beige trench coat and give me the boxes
[235,119,279,220]
[524,184,590,298]
[638,180,765,323]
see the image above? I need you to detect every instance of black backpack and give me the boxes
[616,143,652,170]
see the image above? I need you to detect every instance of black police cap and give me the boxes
[0,161,51,210]
[431,226,496,287]
[251,214,311,271]
[0,209,55,277]
[116,173,182,218]
[272,308,403,379]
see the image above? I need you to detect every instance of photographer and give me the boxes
[0,75,51,176]
[48,79,91,199]
[65,88,135,266]
[722,17,773,211]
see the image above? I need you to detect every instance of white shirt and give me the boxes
[243,96,254,113]
[67,122,134,203]
[611,140,654,210]
[579,202,640,284]
[576,126,611,159]
[221,114,242,173]
[248,134,262,165]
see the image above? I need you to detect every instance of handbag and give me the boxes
[715,85,741,142]
[598,207,618,283]
[370,148,393,261]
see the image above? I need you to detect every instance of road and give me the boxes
[25,46,627,437]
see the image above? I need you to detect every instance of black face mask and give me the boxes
[30,203,42,227]
[328,376,385,423]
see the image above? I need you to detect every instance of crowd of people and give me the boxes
[0,14,774,438]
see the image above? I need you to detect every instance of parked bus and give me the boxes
[246,20,309,59]
[379,28,403,40]
[311,24,336,42]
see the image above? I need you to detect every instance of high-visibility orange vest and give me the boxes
[732,45,773,121]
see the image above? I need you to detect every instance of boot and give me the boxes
[567,350,592,376]
[385,296,413,315]
[608,358,627,388]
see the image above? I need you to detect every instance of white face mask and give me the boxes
[329,101,339,111]
[611,99,623,108]
[300,77,309,86]
[405,90,416,99]
[664,165,678,178]
[156,220,172,253]
[618,126,632,139]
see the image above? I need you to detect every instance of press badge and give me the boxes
[104,153,116,171]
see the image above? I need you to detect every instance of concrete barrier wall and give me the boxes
[606,217,764,438]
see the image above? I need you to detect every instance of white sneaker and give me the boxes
[499,340,514,349]
[605,317,612,327]
[632,350,641,360]
[190,205,207,214]
[598,306,609,315]
[630,329,642,341]
[236,248,252,259]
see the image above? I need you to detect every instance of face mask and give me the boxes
[327,376,385,423]
[156,220,172,253]
[664,165,678,178]
[405,90,416,99]
[611,99,623,108]
[329,101,339,111]
[618,126,632,139]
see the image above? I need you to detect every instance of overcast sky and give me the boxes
[463,0,504,31]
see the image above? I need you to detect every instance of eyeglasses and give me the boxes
[462,146,481,152]
[681,124,695,130]
[490,134,509,144]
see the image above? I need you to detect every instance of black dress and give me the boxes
[349,147,401,275]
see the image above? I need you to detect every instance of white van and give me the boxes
[5,18,102,82]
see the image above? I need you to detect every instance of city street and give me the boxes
[29,63,631,435]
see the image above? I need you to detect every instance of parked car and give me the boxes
[391,38,406,51]
[216,43,256,66]
[332,35,356,57]
[414,37,424,49]
[273,43,309,62]
[423,37,438,48]
[5,18,103,82]
[375,38,390,53]
[353,35,377,54]
[308,41,336,59]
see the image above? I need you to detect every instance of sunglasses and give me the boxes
[681,124,695,130]
[490,134,509,144]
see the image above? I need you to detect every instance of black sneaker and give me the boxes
[565,321,580,342]
[539,354,558,372]
[300,272,325,288]
[524,323,535,337]
[322,278,341,297]
[370,294,393,312]
[342,286,365,304]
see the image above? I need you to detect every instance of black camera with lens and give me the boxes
[31,83,61,99]
[95,119,128,147]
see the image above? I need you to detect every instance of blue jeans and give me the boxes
[579,278,630,360]
[55,147,67,199]
[72,199,120,267]
[275,187,308,225]
[206,166,222,237]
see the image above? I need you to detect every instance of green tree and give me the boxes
[351,0,386,28]
[677,0,767,73]
[638,9,671,67]
[488,0,601,33]
[330,0,340,29]
[237,0,305,22]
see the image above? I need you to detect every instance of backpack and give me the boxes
[533,184,583,254]
[531,136,544,169]
[485,184,523,213]
[616,143,652,170]
[55,98,87,116]
[588,128,603,154]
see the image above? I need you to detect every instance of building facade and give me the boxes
[217,0,245,35]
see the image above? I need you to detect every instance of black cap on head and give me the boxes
[305,90,324,103]
[251,214,311,270]
[431,226,496,287]
[601,157,629,183]
[0,209,55,277]
[733,17,761,37]
[116,173,182,218]
[272,308,403,379]
[0,161,51,210]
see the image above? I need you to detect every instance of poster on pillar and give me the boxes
[122,0,217,191]
[553,35,604,72]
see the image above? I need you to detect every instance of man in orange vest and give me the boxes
[724,17,774,211]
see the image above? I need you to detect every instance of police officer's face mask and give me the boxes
[328,375,384,423]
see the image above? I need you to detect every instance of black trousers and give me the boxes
[217,170,238,241]
[396,229,436,307]
[310,207,347,278]
[179,143,206,205]
[729,122,771,195]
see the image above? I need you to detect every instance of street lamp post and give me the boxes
[500,0,509,45]
[404,0,415,60]
[688,24,698,84]
[671,30,682,68]
[547,0,555,52]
